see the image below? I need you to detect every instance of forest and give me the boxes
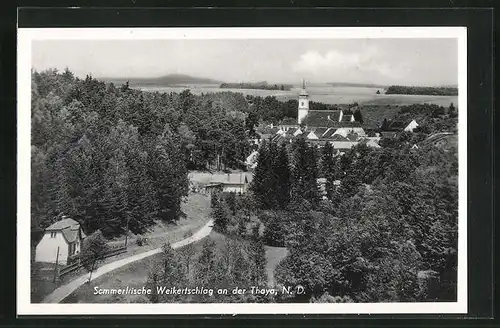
[385,85,458,96]
[31,68,253,242]
[210,104,458,303]
[32,68,458,304]
[31,68,348,243]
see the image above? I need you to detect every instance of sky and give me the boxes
[32,38,458,86]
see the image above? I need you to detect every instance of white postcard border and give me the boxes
[17,26,467,315]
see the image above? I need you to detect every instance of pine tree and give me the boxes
[250,140,273,208]
[448,102,457,118]
[353,108,364,124]
[251,239,267,286]
[320,142,336,199]
[146,243,187,303]
[195,239,217,287]
[292,140,320,207]
[212,199,230,233]
[273,143,291,209]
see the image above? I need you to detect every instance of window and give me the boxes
[50,232,56,238]
[301,101,304,106]
[69,243,76,255]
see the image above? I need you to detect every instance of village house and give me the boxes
[35,216,86,265]
[254,81,385,153]
[386,119,419,132]
[273,81,375,149]
[245,150,259,170]
[189,172,254,194]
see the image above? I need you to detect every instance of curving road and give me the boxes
[42,219,214,304]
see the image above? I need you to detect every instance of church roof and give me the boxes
[299,88,309,96]
[280,117,299,126]
[326,134,349,141]
[302,110,342,127]
[321,128,338,139]
[341,114,354,122]
[387,120,411,130]
[312,127,329,138]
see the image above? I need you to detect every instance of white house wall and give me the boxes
[222,185,246,193]
[35,231,69,265]
[332,127,366,138]
[307,132,318,140]
[404,120,419,132]
[333,128,349,137]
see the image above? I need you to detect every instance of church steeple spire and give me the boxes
[298,79,310,124]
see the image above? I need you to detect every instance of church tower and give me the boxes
[297,79,309,124]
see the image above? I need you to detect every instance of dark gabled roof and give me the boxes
[387,120,411,130]
[313,127,329,138]
[363,125,379,131]
[281,117,299,126]
[320,128,338,139]
[302,110,342,127]
[346,132,359,141]
[256,127,279,135]
[46,217,84,244]
[380,131,398,138]
[341,114,353,122]
[307,139,330,147]
[271,134,283,142]
[286,128,299,136]
[61,228,80,244]
[335,121,362,128]
[326,134,349,141]
[46,218,80,231]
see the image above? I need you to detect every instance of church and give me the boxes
[273,80,372,150]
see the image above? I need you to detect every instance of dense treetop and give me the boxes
[31,68,254,241]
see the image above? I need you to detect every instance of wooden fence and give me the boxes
[58,246,127,278]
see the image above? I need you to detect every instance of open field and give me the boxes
[137,84,458,107]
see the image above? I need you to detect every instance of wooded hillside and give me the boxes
[31,69,252,242]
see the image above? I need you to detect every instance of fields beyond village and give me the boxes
[137,84,458,107]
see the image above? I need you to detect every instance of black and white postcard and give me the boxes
[17,27,467,315]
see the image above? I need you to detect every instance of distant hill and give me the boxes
[101,74,224,86]
[328,82,388,88]
[220,82,292,91]
[385,85,458,96]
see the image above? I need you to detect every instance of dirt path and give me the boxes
[41,219,213,304]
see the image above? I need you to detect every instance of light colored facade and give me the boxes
[297,80,310,124]
[333,127,367,138]
[35,217,85,265]
[191,172,254,194]
[404,119,419,132]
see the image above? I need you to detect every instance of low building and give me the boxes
[384,119,419,133]
[404,119,419,132]
[35,216,86,265]
[200,172,254,194]
[245,150,259,170]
